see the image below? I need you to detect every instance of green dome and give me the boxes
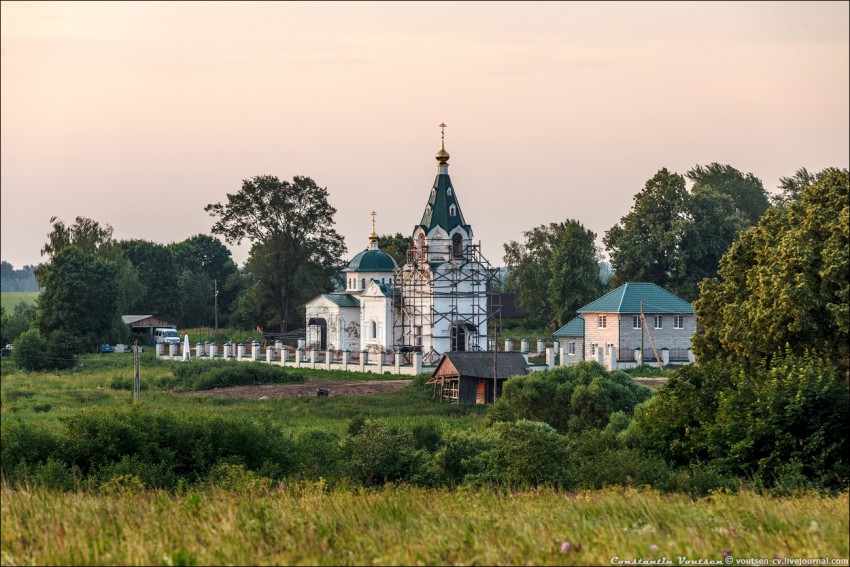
[346,249,398,272]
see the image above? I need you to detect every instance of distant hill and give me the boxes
[1,261,42,292]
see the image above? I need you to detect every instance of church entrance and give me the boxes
[308,318,328,350]
[451,323,476,352]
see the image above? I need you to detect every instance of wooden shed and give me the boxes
[121,315,178,343]
[427,351,529,404]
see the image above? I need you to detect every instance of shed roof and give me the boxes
[121,315,177,328]
[428,351,529,382]
[577,283,694,314]
[554,314,584,337]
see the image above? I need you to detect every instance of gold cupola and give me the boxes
[435,122,450,164]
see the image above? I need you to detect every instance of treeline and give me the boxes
[0,261,40,292]
[503,163,818,329]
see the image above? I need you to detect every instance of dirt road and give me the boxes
[180,376,412,400]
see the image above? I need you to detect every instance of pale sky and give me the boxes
[2,1,848,270]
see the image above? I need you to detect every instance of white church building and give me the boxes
[305,125,496,358]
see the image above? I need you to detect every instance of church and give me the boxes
[304,125,496,359]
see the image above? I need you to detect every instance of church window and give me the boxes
[381,278,385,284]
[415,326,423,346]
[361,278,366,289]
[371,321,377,339]
[447,187,453,196]
[452,233,463,258]
[417,233,426,260]
[449,204,456,216]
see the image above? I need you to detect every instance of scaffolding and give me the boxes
[392,238,502,360]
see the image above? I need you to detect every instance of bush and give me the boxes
[492,361,652,434]
[624,353,849,491]
[434,428,498,486]
[171,359,304,390]
[11,329,48,371]
[489,420,572,488]
[294,429,341,481]
[341,420,420,486]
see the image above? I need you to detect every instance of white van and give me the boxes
[153,328,181,345]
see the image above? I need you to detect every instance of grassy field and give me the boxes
[0,353,486,435]
[0,291,39,313]
[1,484,846,566]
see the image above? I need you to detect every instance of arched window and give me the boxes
[361,278,366,289]
[449,204,456,216]
[381,277,385,284]
[417,233,426,260]
[447,187,453,196]
[371,321,377,339]
[452,233,463,258]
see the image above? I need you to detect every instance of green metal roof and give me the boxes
[415,172,472,235]
[554,314,584,337]
[577,283,694,314]
[323,294,361,308]
[345,249,398,272]
[373,281,393,297]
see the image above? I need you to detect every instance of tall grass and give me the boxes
[2,483,846,566]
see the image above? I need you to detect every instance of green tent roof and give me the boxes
[415,172,471,235]
[577,283,694,314]
[322,294,361,308]
[554,314,584,337]
[345,249,398,272]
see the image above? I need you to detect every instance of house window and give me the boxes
[568,342,575,355]
[674,315,684,329]
[654,315,663,329]
[591,343,597,356]
[598,315,607,329]
[633,315,641,329]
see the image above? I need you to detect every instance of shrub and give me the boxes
[294,429,341,481]
[171,360,304,391]
[492,361,652,434]
[433,428,498,486]
[342,420,419,486]
[489,420,572,488]
[11,329,49,371]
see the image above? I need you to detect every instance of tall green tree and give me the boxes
[35,246,118,350]
[771,167,815,207]
[119,239,183,320]
[205,175,346,332]
[168,234,239,328]
[603,168,689,293]
[693,167,849,373]
[376,232,409,267]
[604,165,767,301]
[686,162,771,225]
[504,220,601,327]
[547,221,603,326]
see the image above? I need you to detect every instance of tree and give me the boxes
[686,162,771,225]
[504,219,602,329]
[603,168,689,294]
[35,247,118,350]
[1,302,37,343]
[0,262,41,292]
[376,232,409,267]
[205,175,346,332]
[119,239,183,320]
[604,165,766,301]
[169,235,238,328]
[546,220,603,326]
[40,216,116,259]
[772,167,815,207]
[693,167,849,373]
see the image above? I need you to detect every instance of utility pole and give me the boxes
[133,339,141,402]
[640,300,645,365]
[214,279,219,343]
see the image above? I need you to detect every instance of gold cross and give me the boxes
[371,210,376,233]
[439,122,446,147]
